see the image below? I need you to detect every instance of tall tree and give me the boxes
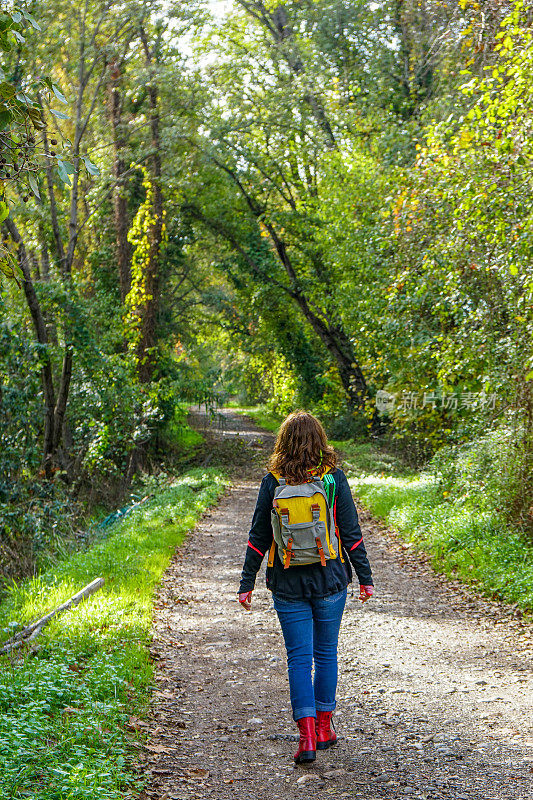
[186,1,373,406]
[125,23,164,384]
[107,51,133,303]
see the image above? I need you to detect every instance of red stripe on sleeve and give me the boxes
[247,541,264,557]
[350,537,364,551]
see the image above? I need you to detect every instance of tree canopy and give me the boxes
[1,0,532,583]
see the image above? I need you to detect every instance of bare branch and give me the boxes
[183,202,296,299]
[79,61,108,142]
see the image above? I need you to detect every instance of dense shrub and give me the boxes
[429,422,533,538]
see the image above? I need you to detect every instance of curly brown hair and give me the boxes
[268,410,336,484]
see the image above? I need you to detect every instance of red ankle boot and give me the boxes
[294,716,317,763]
[316,710,337,750]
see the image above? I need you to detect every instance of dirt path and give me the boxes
[138,411,533,800]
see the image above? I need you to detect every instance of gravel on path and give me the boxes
[136,411,533,800]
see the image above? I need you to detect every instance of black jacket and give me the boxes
[238,468,373,600]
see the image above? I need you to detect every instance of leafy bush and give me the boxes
[429,424,533,535]
[266,354,299,417]
[344,444,533,610]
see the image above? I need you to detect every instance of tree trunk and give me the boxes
[137,27,163,384]
[40,241,51,281]
[108,60,132,303]
[53,344,73,452]
[5,218,57,475]
[39,104,67,273]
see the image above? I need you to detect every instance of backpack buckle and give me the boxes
[315,536,327,567]
[284,538,294,569]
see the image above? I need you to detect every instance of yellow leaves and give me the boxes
[459,129,473,149]
[124,166,165,360]
[393,189,408,211]
[392,189,407,236]
[392,189,420,237]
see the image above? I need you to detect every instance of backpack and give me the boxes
[267,468,344,569]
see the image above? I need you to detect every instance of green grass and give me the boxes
[160,405,205,453]
[229,404,283,433]
[338,441,533,611]
[331,439,412,478]
[0,467,228,800]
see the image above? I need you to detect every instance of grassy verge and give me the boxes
[228,404,283,433]
[157,405,205,467]
[331,439,411,477]
[0,467,228,800]
[336,440,533,611]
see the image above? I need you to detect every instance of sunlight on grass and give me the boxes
[0,467,228,800]
[230,404,282,433]
[345,459,533,612]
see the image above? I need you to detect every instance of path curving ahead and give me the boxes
[138,411,533,800]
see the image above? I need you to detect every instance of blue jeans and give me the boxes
[273,587,347,721]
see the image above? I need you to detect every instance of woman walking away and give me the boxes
[238,411,374,764]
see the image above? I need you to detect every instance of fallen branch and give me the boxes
[0,577,105,654]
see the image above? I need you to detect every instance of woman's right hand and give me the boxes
[238,590,252,610]
[359,584,374,603]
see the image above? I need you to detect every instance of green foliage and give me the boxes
[0,313,41,481]
[239,354,271,406]
[254,353,299,417]
[0,309,67,583]
[333,439,410,478]
[344,443,533,610]
[0,4,80,276]
[0,270,203,583]
[125,169,167,367]
[156,403,205,466]
[0,468,228,800]
[428,424,533,536]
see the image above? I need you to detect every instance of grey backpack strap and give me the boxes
[280,507,290,526]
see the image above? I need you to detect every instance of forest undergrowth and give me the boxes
[0,468,228,800]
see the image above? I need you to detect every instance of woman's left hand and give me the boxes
[359,584,374,603]
[238,590,253,610]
